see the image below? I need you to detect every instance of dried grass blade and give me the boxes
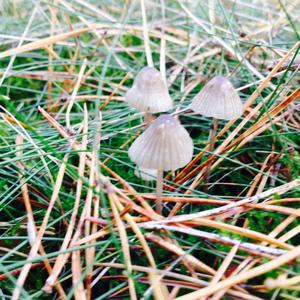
[108,188,137,300]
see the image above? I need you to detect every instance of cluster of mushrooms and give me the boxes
[125,66,243,214]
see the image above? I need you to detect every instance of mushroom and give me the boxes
[125,66,173,124]
[129,114,193,214]
[190,76,243,121]
[190,76,243,183]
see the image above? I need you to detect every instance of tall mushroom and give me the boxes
[190,75,243,182]
[129,114,193,214]
[125,66,173,124]
[125,66,173,182]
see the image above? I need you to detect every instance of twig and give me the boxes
[139,224,287,257]
[140,178,300,226]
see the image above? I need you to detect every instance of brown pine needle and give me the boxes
[145,233,215,275]
[97,263,262,300]
[207,244,240,300]
[108,186,138,300]
[149,272,170,300]
[72,250,86,300]
[112,194,157,268]
[100,72,130,110]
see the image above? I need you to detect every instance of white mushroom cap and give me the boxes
[125,67,173,113]
[134,167,157,181]
[129,114,193,171]
[190,76,243,120]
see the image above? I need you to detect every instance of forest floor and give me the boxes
[0,0,299,299]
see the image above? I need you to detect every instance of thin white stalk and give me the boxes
[203,117,219,187]
[144,112,153,127]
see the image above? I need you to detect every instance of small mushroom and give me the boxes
[125,66,173,124]
[134,167,157,181]
[129,114,193,213]
[190,76,243,185]
[190,75,243,121]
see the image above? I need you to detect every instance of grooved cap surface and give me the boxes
[190,76,243,120]
[129,114,193,171]
[125,67,173,113]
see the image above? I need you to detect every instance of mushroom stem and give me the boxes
[203,117,218,189]
[144,112,153,127]
[209,117,218,151]
[156,169,164,214]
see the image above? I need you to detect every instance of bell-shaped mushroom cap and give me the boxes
[190,76,243,120]
[134,167,157,181]
[128,114,193,171]
[125,67,173,113]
